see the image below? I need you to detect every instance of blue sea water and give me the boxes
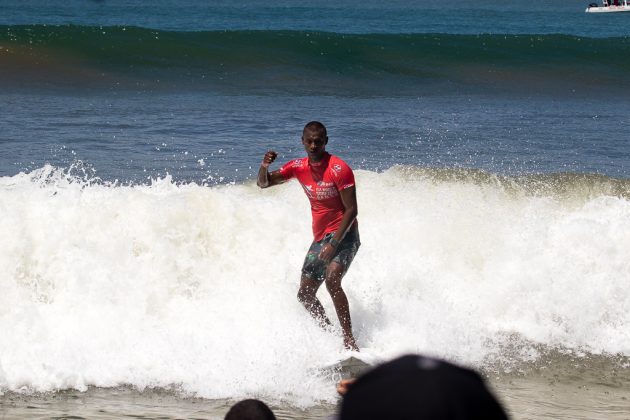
[3,0,630,35]
[2,93,629,183]
[2,2,630,419]
[1,0,629,182]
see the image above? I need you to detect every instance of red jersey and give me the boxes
[279,153,356,241]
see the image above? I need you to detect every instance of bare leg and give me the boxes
[298,276,332,328]
[325,262,359,351]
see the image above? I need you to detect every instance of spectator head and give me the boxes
[225,398,276,420]
[340,354,508,420]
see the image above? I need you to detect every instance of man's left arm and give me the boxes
[319,186,358,263]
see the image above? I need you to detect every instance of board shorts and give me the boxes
[301,227,361,282]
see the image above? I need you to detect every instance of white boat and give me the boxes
[586,0,630,12]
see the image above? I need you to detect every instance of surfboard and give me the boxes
[322,356,373,379]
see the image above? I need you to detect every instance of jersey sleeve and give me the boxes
[331,159,355,190]
[278,159,296,180]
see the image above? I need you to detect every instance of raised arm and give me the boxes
[257,150,286,188]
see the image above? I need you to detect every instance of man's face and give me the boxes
[302,129,328,161]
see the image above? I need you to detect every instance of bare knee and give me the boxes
[325,278,342,296]
[325,268,344,294]
[298,285,316,303]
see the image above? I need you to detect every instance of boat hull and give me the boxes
[586,5,630,12]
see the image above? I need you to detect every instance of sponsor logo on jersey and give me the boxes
[292,159,305,168]
[302,184,315,198]
[301,183,338,200]
[317,181,334,187]
[331,163,344,178]
[315,187,339,200]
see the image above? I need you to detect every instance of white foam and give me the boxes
[1,165,629,403]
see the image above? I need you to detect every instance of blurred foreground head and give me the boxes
[340,354,508,420]
[225,398,276,420]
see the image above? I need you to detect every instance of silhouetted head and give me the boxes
[224,399,276,420]
[340,354,508,420]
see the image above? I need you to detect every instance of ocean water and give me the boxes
[1,1,630,419]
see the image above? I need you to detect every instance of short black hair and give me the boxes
[303,121,327,137]
[224,399,276,420]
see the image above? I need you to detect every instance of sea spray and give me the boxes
[1,165,629,403]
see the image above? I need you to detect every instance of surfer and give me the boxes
[257,121,360,351]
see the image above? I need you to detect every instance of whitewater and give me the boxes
[1,165,629,406]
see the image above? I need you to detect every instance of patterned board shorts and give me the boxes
[301,227,361,282]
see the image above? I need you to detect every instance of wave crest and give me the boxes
[3,26,630,95]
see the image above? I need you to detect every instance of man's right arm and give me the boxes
[257,150,286,188]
